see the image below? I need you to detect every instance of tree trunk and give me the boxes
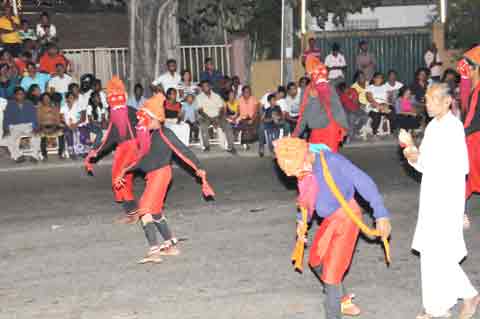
[128,0,179,94]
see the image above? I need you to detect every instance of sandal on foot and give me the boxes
[415,311,452,319]
[158,240,181,256]
[341,294,361,317]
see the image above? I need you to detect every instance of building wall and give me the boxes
[310,5,436,31]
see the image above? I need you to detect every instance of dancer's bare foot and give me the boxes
[137,247,163,264]
[459,294,480,319]
[158,241,181,256]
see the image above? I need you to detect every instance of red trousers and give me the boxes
[466,132,480,199]
[112,140,137,202]
[309,123,345,153]
[138,165,172,216]
[309,199,361,285]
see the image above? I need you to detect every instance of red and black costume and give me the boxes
[84,77,139,218]
[293,55,348,152]
[462,46,480,199]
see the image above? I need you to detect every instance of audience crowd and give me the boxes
[0,5,464,164]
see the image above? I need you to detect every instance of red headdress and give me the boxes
[106,76,129,138]
[463,46,480,128]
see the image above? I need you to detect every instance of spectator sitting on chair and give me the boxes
[298,76,310,91]
[27,84,41,106]
[177,69,198,100]
[39,43,68,75]
[93,79,109,111]
[225,89,239,123]
[232,76,243,99]
[200,57,223,93]
[127,83,146,110]
[366,72,396,137]
[37,92,64,160]
[152,59,181,94]
[14,51,32,76]
[385,70,404,105]
[196,80,236,153]
[181,93,199,143]
[351,70,369,107]
[2,87,41,163]
[410,68,430,107]
[0,4,22,57]
[19,18,36,41]
[60,91,83,160]
[285,82,301,133]
[237,85,260,154]
[47,63,72,101]
[337,82,369,141]
[164,87,190,146]
[36,11,57,47]
[262,93,285,155]
[20,62,50,93]
[394,86,421,131]
[0,63,16,99]
[84,91,106,149]
[23,39,40,62]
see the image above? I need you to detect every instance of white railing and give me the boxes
[62,44,231,87]
[178,44,232,82]
[62,47,128,85]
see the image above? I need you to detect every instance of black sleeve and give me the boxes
[94,126,119,162]
[163,127,202,169]
[127,106,139,129]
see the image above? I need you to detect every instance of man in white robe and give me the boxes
[402,83,480,319]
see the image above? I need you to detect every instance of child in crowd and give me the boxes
[394,86,420,131]
[337,82,369,141]
[262,93,285,153]
[85,91,106,148]
[19,19,37,42]
[164,88,190,145]
[60,92,83,159]
[181,93,199,143]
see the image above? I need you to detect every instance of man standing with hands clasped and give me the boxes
[400,83,480,319]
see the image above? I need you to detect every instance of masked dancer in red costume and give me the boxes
[83,76,140,224]
[293,55,349,152]
[114,94,215,264]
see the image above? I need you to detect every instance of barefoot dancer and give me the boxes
[274,137,391,319]
[114,94,214,263]
[84,76,139,224]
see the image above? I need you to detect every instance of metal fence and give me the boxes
[63,47,128,85]
[62,44,232,87]
[313,27,432,84]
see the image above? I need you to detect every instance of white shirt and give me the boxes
[260,92,272,108]
[36,24,57,41]
[196,91,224,118]
[86,104,106,121]
[324,53,347,79]
[48,74,73,95]
[424,50,442,78]
[152,72,181,93]
[61,102,82,125]
[410,112,469,260]
[277,98,289,113]
[286,92,301,116]
[78,90,93,112]
[366,84,389,104]
[384,81,404,103]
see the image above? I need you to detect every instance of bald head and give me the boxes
[425,83,453,119]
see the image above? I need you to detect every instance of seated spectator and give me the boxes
[442,68,461,119]
[23,39,40,62]
[60,92,83,159]
[351,70,368,107]
[181,93,199,143]
[238,85,260,153]
[47,63,72,100]
[37,92,64,160]
[27,84,41,106]
[200,57,223,93]
[84,91,105,148]
[384,70,403,105]
[19,18,36,41]
[225,90,239,123]
[232,76,243,99]
[410,67,430,106]
[394,86,420,131]
[262,93,286,154]
[21,62,50,93]
[0,63,16,99]
[39,43,68,75]
[366,72,396,136]
[298,76,310,91]
[0,49,17,72]
[78,74,95,125]
[196,80,236,153]
[2,87,41,162]
[14,51,32,76]
[285,82,301,133]
[219,76,233,100]
[177,69,198,100]
[127,83,146,110]
[337,82,369,141]
[163,87,190,145]
[0,4,22,56]
[36,12,57,47]
[152,59,181,94]
[93,79,108,113]
[276,86,289,113]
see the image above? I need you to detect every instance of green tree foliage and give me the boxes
[445,0,480,49]
[308,0,381,28]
